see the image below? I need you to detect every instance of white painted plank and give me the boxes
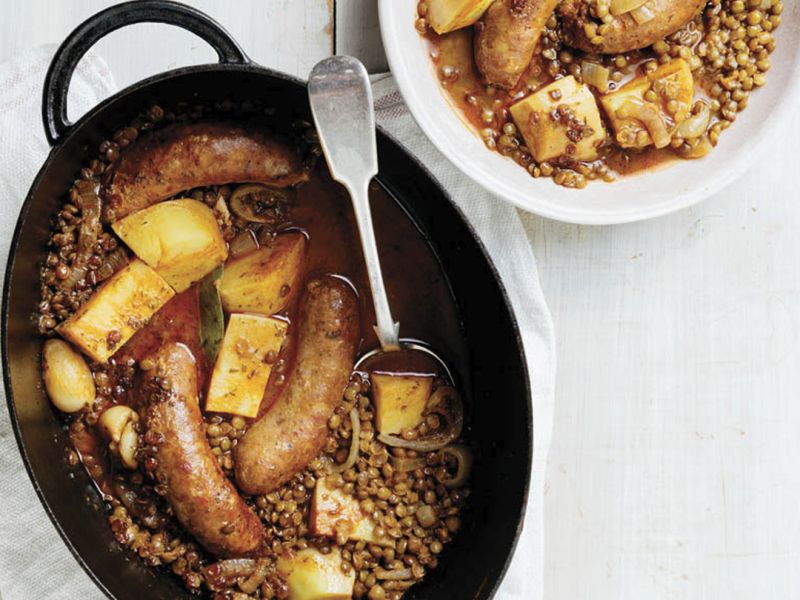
[335,0,388,73]
[525,105,800,599]
[0,0,332,122]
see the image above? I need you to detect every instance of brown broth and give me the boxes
[103,163,466,400]
[424,26,688,179]
[51,114,476,597]
[291,163,467,374]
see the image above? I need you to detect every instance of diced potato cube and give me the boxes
[371,373,433,435]
[510,76,607,163]
[428,0,495,34]
[59,260,175,362]
[310,477,387,545]
[218,233,306,316]
[206,314,288,418]
[276,548,355,600]
[112,199,227,293]
[600,58,694,149]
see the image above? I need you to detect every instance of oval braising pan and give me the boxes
[2,2,532,598]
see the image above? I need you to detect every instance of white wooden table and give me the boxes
[3,2,800,599]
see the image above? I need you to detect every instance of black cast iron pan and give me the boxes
[2,2,532,598]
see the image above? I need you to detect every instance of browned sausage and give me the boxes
[102,122,309,222]
[235,276,360,495]
[474,0,561,89]
[559,0,706,55]
[137,343,264,557]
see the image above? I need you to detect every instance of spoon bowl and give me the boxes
[354,340,455,384]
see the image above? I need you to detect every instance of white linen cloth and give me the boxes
[0,46,115,600]
[372,76,555,600]
[0,47,556,600]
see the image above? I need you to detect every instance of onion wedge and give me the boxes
[332,408,361,473]
[439,445,473,489]
[378,386,464,452]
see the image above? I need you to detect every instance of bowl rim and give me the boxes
[2,61,533,600]
[378,0,800,225]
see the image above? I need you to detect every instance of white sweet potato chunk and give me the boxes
[205,314,288,418]
[428,0,495,33]
[59,259,175,362]
[510,76,607,163]
[370,373,433,435]
[600,58,694,149]
[112,198,227,293]
[310,477,386,544]
[218,233,306,315]
[276,548,355,600]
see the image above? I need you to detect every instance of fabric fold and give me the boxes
[0,45,113,600]
[372,76,555,600]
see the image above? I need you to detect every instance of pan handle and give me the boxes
[42,0,249,145]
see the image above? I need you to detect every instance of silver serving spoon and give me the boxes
[308,56,450,377]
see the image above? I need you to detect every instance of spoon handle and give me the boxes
[349,180,401,351]
[308,56,400,351]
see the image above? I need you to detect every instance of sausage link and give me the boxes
[235,276,360,495]
[474,0,560,89]
[102,122,309,222]
[137,343,264,557]
[559,0,706,55]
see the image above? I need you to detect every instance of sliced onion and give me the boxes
[415,504,438,528]
[229,229,258,258]
[631,3,656,24]
[439,445,473,489]
[392,456,426,472]
[205,558,257,579]
[230,183,294,224]
[74,180,102,257]
[427,386,460,414]
[618,99,671,149]
[376,567,413,581]
[95,247,130,282]
[677,135,713,159]
[610,0,647,16]
[333,407,361,473]
[582,62,610,92]
[378,386,464,452]
[214,195,231,221]
[61,180,102,291]
[60,264,89,290]
[238,558,270,593]
[675,104,711,140]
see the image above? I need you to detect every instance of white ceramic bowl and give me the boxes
[379,1,800,224]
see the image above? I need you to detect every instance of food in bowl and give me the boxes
[36,101,470,599]
[416,0,784,188]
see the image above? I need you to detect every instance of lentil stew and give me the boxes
[33,98,478,600]
[417,0,783,188]
[5,6,530,599]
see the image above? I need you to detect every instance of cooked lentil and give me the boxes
[417,0,783,187]
[42,99,470,598]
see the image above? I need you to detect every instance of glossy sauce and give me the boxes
[258,162,466,412]
[290,163,467,372]
[425,27,688,177]
[69,422,114,499]
[74,160,467,491]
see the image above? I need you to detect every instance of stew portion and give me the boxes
[418,0,783,187]
[37,101,470,600]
